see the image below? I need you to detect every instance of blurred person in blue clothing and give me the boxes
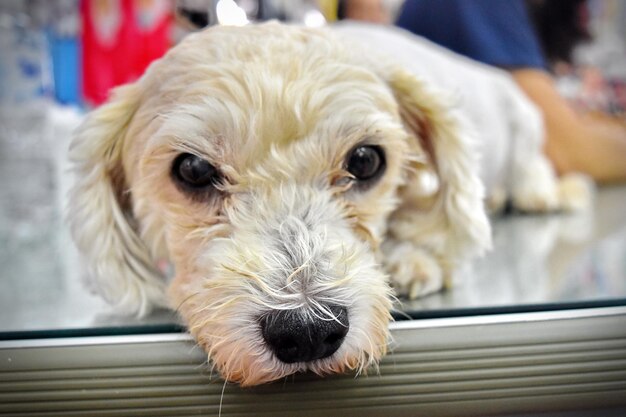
[396,0,547,69]
[344,0,626,182]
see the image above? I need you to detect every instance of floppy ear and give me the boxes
[67,84,167,316]
[388,70,492,261]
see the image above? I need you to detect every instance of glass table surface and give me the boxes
[1,107,625,339]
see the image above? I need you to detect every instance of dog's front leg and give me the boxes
[511,153,594,213]
[381,236,446,299]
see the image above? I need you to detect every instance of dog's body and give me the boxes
[68,22,588,386]
[333,22,591,212]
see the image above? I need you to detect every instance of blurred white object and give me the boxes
[216,0,249,25]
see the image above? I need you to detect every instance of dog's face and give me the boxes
[69,23,489,385]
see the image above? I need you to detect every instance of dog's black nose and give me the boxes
[260,305,349,363]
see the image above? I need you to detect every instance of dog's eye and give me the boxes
[172,153,218,188]
[346,145,385,182]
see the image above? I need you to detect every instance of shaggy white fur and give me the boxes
[68,22,588,386]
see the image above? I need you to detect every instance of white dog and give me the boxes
[68,22,588,386]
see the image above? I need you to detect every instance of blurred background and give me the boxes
[0,0,624,114]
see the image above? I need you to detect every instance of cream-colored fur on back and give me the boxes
[68,22,491,385]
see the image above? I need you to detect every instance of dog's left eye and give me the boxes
[346,145,386,183]
[172,153,218,188]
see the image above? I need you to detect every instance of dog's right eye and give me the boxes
[346,145,386,185]
[172,153,218,189]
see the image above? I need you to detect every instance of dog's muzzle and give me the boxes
[260,305,349,363]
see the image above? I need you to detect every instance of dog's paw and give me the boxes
[511,155,560,213]
[486,185,508,213]
[512,186,559,212]
[384,243,444,299]
[511,172,560,213]
[558,173,594,212]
